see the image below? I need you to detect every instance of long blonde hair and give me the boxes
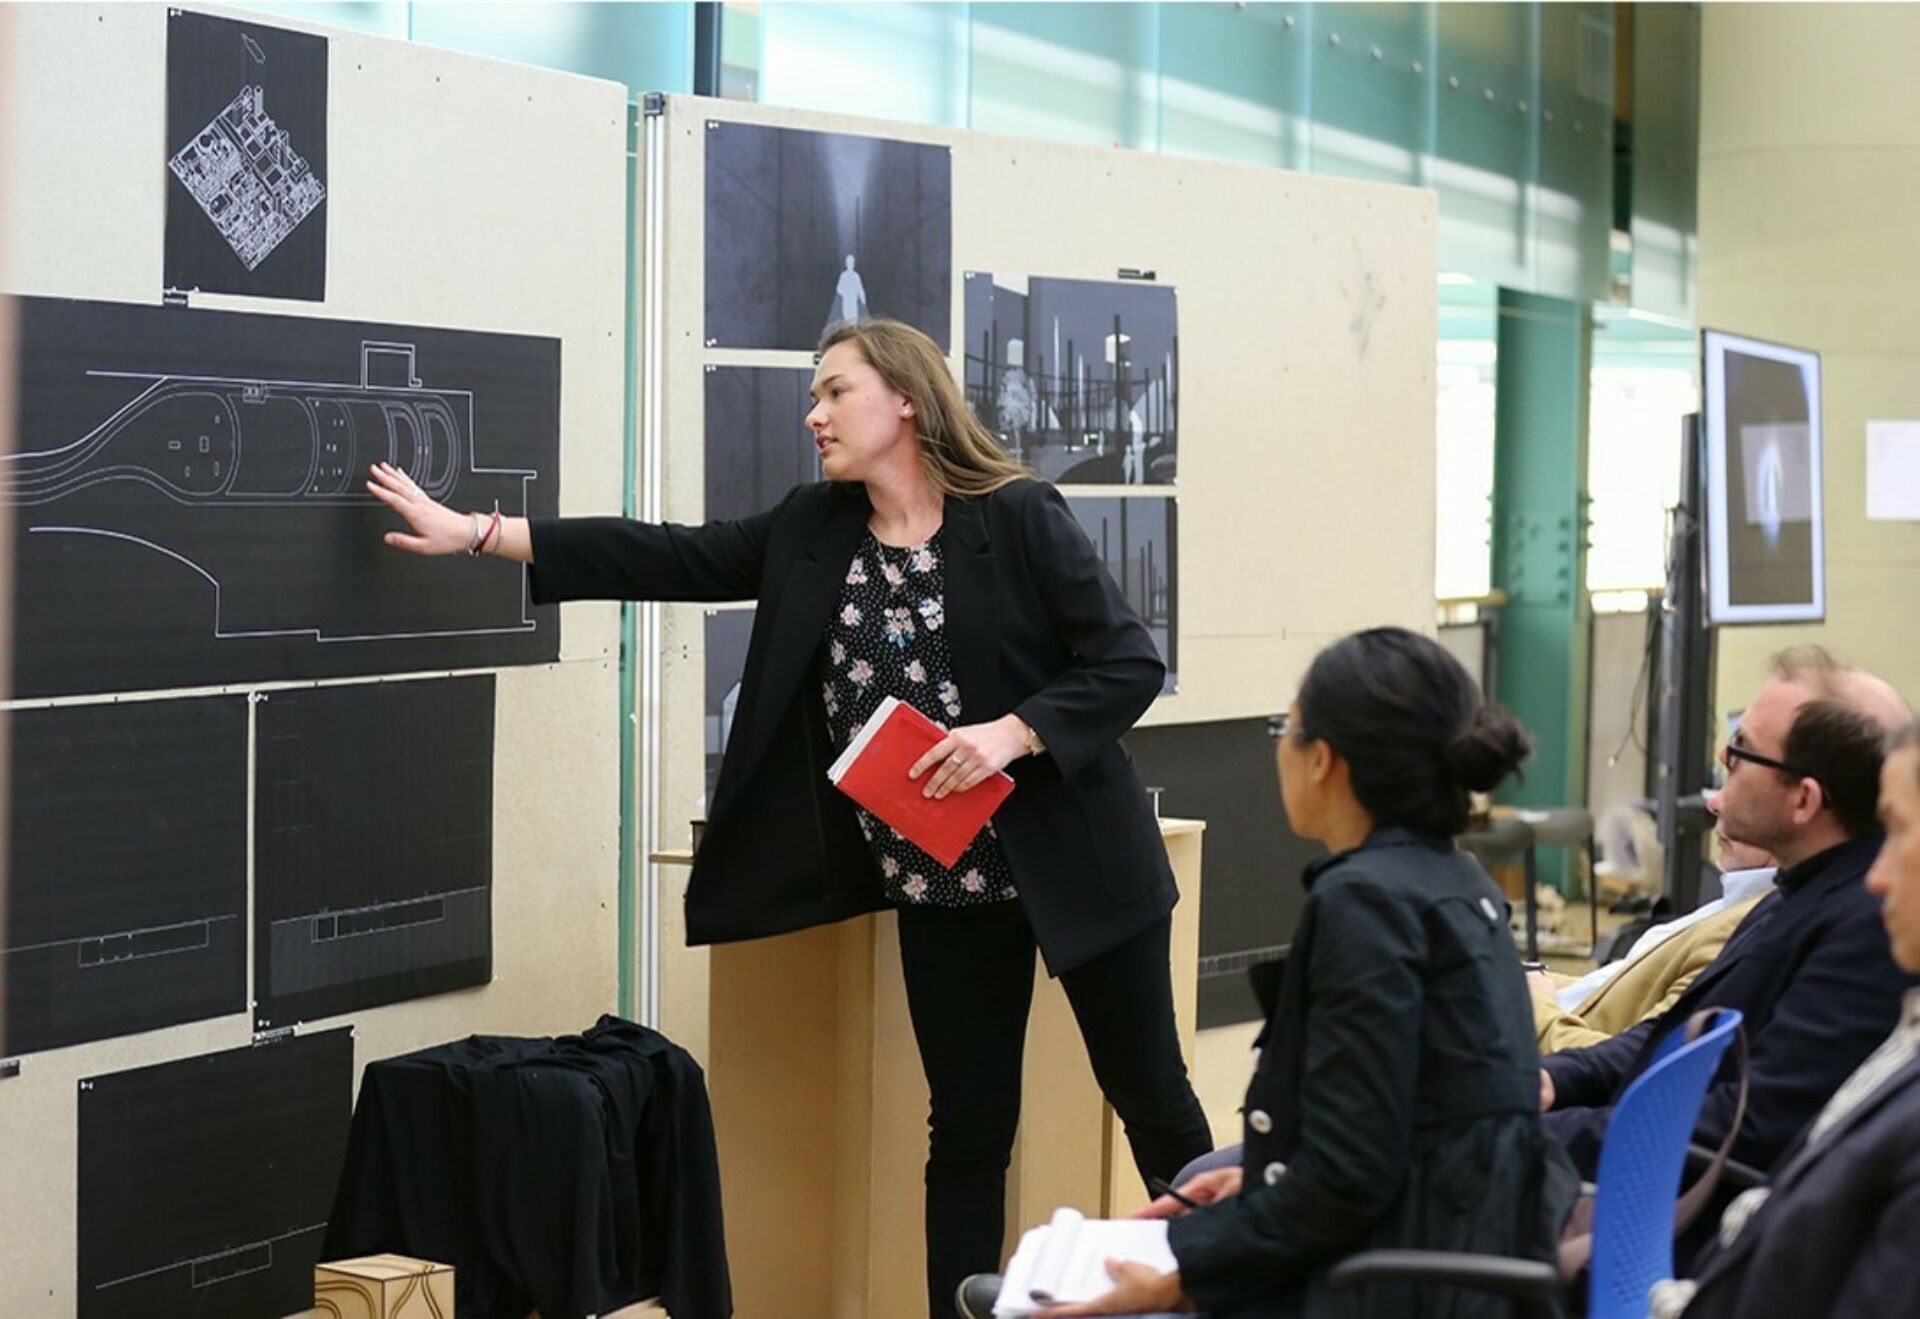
[819,319,1031,497]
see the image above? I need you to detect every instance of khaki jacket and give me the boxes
[1534,894,1767,1053]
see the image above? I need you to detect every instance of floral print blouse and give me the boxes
[817,529,1019,907]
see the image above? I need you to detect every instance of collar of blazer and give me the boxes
[722,483,1002,793]
[1675,833,1885,1005]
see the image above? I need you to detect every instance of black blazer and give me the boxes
[1680,1042,1920,1318]
[1166,829,1576,1318]
[1543,834,1916,1177]
[527,478,1176,974]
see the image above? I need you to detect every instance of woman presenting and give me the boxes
[368,319,1214,1318]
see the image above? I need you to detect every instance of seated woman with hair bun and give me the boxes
[1035,626,1579,1318]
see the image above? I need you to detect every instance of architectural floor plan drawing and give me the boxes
[8,297,561,698]
[169,84,326,272]
[165,9,328,299]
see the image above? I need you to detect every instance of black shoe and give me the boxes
[955,1273,1002,1319]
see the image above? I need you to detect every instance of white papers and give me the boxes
[1867,420,1920,521]
[826,696,908,784]
[994,1208,1178,1316]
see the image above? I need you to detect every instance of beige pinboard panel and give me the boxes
[0,7,626,1314]
[649,93,1434,801]
[1700,3,1920,707]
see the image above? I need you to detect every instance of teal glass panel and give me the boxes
[1534,2,1615,304]
[1437,281,1501,601]
[1306,2,1432,186]
[967,3,1162,150]
[408,1,695,96]
[1630,2,1699,321]
[720,0,762,99]
[227,1,409,38]
[1158,3,1309,170]
[758,3,968,126]
[1434,2,1535,287]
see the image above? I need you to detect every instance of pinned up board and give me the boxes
[2,696,248,1054]
[165,8,329,300]
[7,296,561,698]
[76,1029,354,1319]
[1,6,627,1314]
[254,676,496,1031]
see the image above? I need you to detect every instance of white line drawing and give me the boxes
[95,1222,323,1292]
[170,85,325,271]
[272,884,488,945]
[6,343,491,506]
[5,341,541,646]
[1,913,237,962]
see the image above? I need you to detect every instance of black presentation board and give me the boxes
[166,9,329,301]
[704,365,819,524]
[255,676,495,1029]
[77,1029,353,1319]
[1124,716,1322,1029]
[7,296,560,699]
[2,696,247,1057]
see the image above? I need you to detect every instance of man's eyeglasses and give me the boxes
[1267,715,1305,743]
[1721,729,1815,782]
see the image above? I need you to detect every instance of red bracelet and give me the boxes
[478,507,502,556]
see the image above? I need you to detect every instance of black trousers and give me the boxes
[896,900,1214,1318]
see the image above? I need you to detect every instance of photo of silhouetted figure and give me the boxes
[706,122,950,350]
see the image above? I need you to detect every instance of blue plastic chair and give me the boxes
[1328,1007,1745,1319]
[1585,1007,1744,1318]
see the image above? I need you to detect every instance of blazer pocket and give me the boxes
[1076,769,1160,904]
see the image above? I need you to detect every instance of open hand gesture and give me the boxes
[365,462,470,555]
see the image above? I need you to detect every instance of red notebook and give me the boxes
[828,696,1016,868]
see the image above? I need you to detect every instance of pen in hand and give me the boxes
[1148,1176,1202,1211]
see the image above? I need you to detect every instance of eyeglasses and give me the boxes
[1721,729,1815,782]
[1267,715,1306,743]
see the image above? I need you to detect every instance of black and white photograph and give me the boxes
[165,9,328,301]
[704,608,756,809]
[253,677,495,1030]
[77,1030,353,1319]
[1704,331,1824,622]
[705,121,951,350]
[964,272,1179,485]
[4,296,560,699]
[705,366,819,524]
[1065,495,1178,692]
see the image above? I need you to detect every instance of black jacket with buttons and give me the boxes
[527,478,1175,975]
[1167,828,1578,1317]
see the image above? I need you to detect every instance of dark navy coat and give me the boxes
[1680,1040,1920,1317]
[1167,829,1577,1317]
[1544,835,1916,1177]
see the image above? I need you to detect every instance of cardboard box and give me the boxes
[313,1254,454,1319]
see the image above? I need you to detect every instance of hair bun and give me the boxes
[1444,703,1532,794]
